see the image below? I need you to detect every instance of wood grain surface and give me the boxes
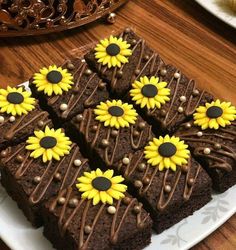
[0,0,235,249]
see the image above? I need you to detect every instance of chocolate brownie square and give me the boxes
[112,145,212,233]
[0,86,51,149]
[68,103,153,167]
[128,64,214,133]
[0,138,89,227]
[43,187,152,250]
[85,28,164,97]
[176,120,236,192]
[29,58,109,122]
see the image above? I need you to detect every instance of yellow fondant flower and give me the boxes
[130,76,170,109]
[95,35,132,68]
[76,168,127,205]
[26,126,72,163]
[144,135,190,171]
[32,65,74,96]
[0,86,36,116]
[94,100,138,129]
[194,99,236,130]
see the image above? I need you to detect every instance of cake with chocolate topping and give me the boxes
[175,99,236,192]
[43,169,152,250]
[68,99,153,166]
[0,86,51,149]
[84,29,214,132]
[0,126,89,227]
[112,137,212,233]
[128,65,214,133]
[85,28,164,97]
[29,59,109,123]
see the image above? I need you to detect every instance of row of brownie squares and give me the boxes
[0,80,211,249]
[0,28,235,250]
[83,28,236,193]
[28,27,235,194]
[0,94,211,247]
[0,87,153,249]
[0,131,152,250]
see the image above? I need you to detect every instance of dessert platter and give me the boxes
[0,28,235,249]
[195,0,236,29]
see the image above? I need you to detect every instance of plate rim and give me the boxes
[195,0,236,29]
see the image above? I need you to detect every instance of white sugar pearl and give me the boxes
[122,157,130,165]
[107,206,116,214]
[9,116,15,122]
[60,103,68,111]
[174,72,180,79]
[74,159,82,166]
[197,131,203,137]
[180,96,187,102]
[204,148,211,155]
[0,116,4,123]
[81,59,86,63]
[178,107,184,113]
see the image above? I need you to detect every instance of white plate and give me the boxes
[195,0,236,28]
[0,82,236,250]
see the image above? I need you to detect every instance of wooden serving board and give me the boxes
[0,0,235,249]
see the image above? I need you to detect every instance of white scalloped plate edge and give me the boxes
[195,0,236,28]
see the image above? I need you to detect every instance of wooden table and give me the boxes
[0,0,235,249]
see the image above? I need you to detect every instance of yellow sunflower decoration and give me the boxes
[95,35,132,68]
[144,135,190,171]
[130,76,170,109]
[32,65,74,96]
[26,126,72,163]
[76,168,127,205]
[94,100,138,129]
[193,99,236,130]
[0,86,36,116]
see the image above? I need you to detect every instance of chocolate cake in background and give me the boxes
[0,86,51,150]
[29,59,109,124]
[0,0,128,36]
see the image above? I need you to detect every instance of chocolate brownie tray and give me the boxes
[1,25,236,249]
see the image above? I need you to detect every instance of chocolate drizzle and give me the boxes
[77,109,153,166]
[47,60,106,120]
[177,122,236,172]
[1,109,50,141]
[2,143,88,205]
[49,188,149,248]
[117,151,201,211]
[147,71,208,130]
